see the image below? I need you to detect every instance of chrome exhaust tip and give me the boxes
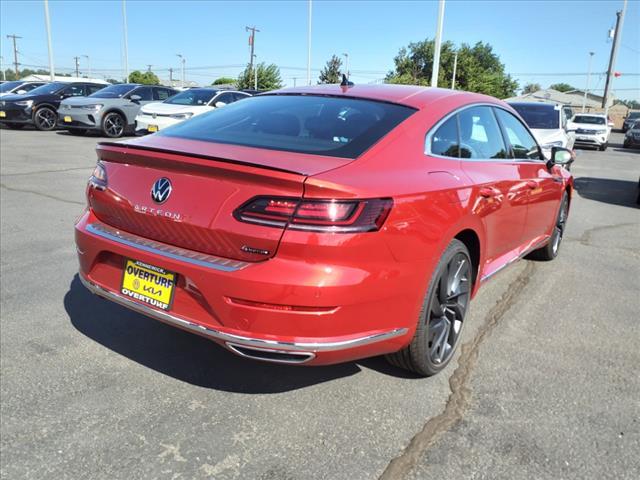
[225,342,315,364]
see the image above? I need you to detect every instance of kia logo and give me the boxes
[151,178,172,204]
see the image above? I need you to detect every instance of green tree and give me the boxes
[549,83,574,92]
[318,55,343,84]
[212,77,235,85]
[386,39,518,98]
[522,83,541,94]
[236,62,282,90]
[128,70,160,85]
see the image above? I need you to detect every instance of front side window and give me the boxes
[458,106,508,159]
[87,84,105,95]
[154,88,173,101]
[131,87,153,101]
[159,94,416,159]
[430,116,459,158]
[495,108,542,160]
[215,92,235,105]
[20,83,43,93]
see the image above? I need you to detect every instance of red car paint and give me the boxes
[75,84,572,366]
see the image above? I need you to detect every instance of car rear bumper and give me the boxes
[74,210,417,365]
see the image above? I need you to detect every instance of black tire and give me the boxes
[102,112,126,138]
[599,143,608,151]
[528,192,569,261]
[623,140,630,149]
[5,123,25,130]
[386,239,472,376]
[33,107,57,131]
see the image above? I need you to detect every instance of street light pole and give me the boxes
[83,55,91,78]
[342,52,349,80]
[176,54,185,88]
[451,51,458,89]
[43,0,55,81]
[122,0,129,82]
[307,0,312,85]
[582,52,594,113]
[431,0,445,88]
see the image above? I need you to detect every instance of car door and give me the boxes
[456,106,529,264]
[494,107,564,244]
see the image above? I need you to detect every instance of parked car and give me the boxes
[508,102,575,159]
[0,80,47,97]
[623,120,640,149]
[622,111,640,132]
[135,88,250,134]
[0,81,107,130]
[58,84,178,138]
[567,113,611,151]
[75,84,574,377]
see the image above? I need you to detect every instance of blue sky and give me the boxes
[1,0,638,100]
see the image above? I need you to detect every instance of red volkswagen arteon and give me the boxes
[75,84,574,376]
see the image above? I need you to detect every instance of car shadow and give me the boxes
[64,275,418,393]
[574,177,640,208]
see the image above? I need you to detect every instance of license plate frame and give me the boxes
[120,259,177,311]
[148,124,159,132]
[63,115,72,123]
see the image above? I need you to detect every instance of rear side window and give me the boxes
[458,106,508,159]
[159,94,416,159]
[430,116,459,158]
[494,108,542,160]
[132,87,153,101]
[154,88,173,101]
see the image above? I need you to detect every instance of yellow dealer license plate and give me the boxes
[0,111,6,118]
[121,259,176,310]
[64,116,72,122]
[148,124,158,132]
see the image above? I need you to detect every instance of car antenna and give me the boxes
[340,74,354,87]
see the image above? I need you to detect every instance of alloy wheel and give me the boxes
[552,197,569,255]
[104,114,124,137]
[427,252,471,365]
[36,108,56,130]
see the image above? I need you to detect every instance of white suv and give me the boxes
[567,114,611,151]
[508,102,575,159]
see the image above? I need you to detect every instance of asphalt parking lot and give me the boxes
[1,128,639,480]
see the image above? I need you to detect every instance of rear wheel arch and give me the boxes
[454,229,481,287]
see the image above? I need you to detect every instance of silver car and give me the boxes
[58,83,177,137]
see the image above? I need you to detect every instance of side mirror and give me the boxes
[16,89,27,94]
[214,101,227,108]
[130,94,142,103]
[547,146,574,169]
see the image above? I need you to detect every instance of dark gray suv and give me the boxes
[58,84,177,137]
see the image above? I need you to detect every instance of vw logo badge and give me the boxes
[151,178,172,204]
[152,113,157,119]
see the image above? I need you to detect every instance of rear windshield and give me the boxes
[510,104,559,129]
[158,94,416,158]
[165,89,218,105]
[573,115,605,125]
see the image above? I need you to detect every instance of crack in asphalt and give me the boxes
[0,183,84,205]
[577,222,638,248]
[0,166,92,177]
[379,261,537,480]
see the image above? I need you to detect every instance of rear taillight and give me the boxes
[88,161,107,191]
[234,197,393,233]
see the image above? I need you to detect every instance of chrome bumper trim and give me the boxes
[79,274,408,353]
[86,222,248,272]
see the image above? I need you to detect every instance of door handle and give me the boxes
[479,186,500,198]
[526,180,538,189]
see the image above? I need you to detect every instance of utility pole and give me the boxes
[83,55,91,78]
[6,34,21,78]
[602,0,627,109]
[582,52,594,113]
[431,0,445,88]
[122,0,129,82]
[307,0,312,85]
[169,67,173,86]
[342,52,349,80]
[176,54,185,88]
[44,0,55,81]
[146,64,153,72]
[246,26,259,71]
[451,50,458,89]
[73,56,80,77]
